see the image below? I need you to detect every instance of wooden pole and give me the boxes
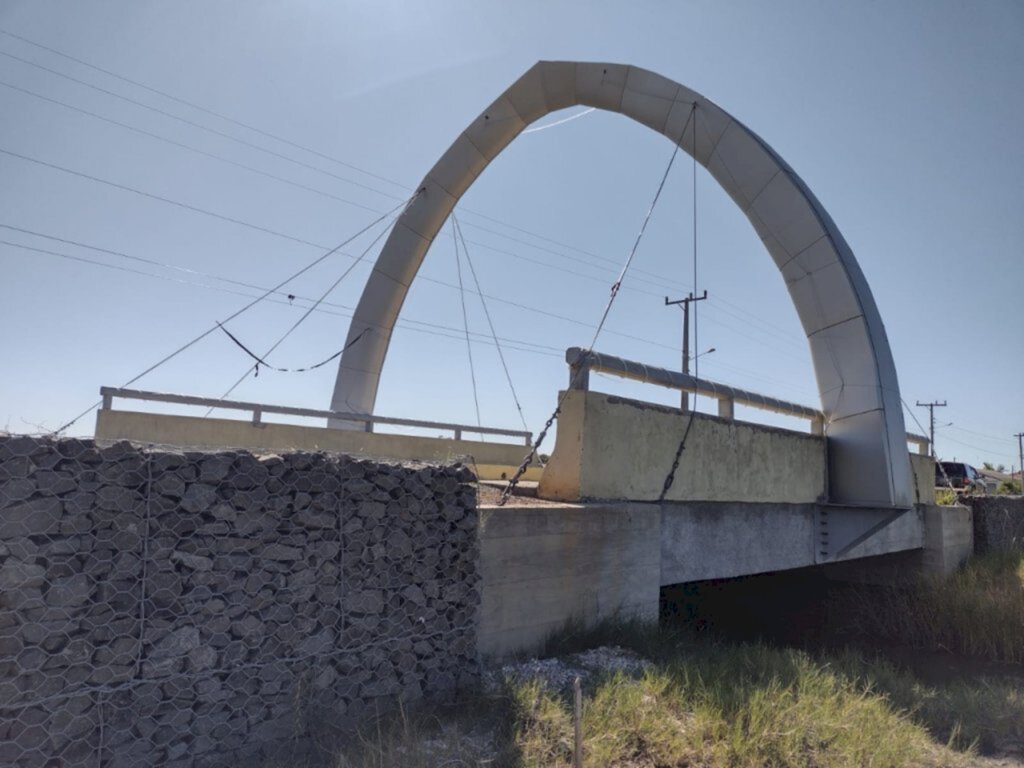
[573,676,583,768]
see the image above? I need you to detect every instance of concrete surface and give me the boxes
[476,498,970,658]
[921,504,974,576]
[95,409,531,479]
[659,502,817,584]
[908,452,937,505]
[476,503,661,658]
[539,390,826,504]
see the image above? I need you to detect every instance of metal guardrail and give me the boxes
[99,387,533,445]
[565,348,931,451]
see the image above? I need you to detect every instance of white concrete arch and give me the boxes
[330,61,912,508]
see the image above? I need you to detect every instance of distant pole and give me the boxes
[665,290,708,411]
[1016,433,1023,492]
[916,400,947,458]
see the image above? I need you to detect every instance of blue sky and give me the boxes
[1,0,1021,470]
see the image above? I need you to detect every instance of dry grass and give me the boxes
[841,551,1024,664]
[511,629,958,768]
[318,618,1024,767]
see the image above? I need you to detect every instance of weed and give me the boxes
[840,551,1024,664]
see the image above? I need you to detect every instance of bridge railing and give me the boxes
[99,387,534,445]
[564,348,930,453]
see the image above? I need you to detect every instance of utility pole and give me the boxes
[1015,433,1023,492]
[665,290,708,411]
[916,400,947,458]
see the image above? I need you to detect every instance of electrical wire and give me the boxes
[0,32,812,346]
[2,223,817,401]
[0,68,810,356]
[0,48,404,204]
[0,25,410,193]
[217,324,370,375]
[210,211,398,405]
[0,79,382,215]
[453,215,529,433]
[0,226,658,357]
[0,146,329,251]
[48,194,416,434]
[0,34,824,416]
[451,221,483,434]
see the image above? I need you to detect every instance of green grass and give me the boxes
[319,616,1024,767]
[512,641,936,768]
[274,550,1024,767]
[840,551,1024,664]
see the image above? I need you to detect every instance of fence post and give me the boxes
[573,675,583,768]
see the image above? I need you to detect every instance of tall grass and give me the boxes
[513,628,960,767]
[326,619,1017,767]
[298,610,1024,767]
[841,551,1024,663]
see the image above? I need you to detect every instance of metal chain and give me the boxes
[498,408,559,505]
[497,111,696,506]
[658,410,697,501]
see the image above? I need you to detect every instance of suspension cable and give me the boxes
[659,104,701,501]
[453,214,529,433]
[52,192,419,434]
[498,105,697,504]
[452,220,483,434]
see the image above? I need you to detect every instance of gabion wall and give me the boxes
[0,434,480,767]
[960,495,1024,554]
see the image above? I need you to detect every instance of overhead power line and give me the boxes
[0,28,808,344]
[0,78,380,215]
[0,48,404,203]
[212,214,396,403]
[0,224,671,358]
[1,136,806,361]
[216,324,370,375]
[49,194,415,434]
[0,146,329,250]
[3,225,820,404]
[0,236,566,362]
[0,25,411,192]
[0,29,825,402]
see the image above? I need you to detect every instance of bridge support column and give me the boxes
[921,503,973,576]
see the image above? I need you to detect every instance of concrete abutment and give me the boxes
[479,499,973,658]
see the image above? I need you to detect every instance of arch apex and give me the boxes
[330,61,912,508]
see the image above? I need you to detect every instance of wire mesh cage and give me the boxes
[0,434,480,767]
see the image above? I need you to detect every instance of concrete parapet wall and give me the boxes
[908,453,936,505]
[476,503,661,658]
[96,410,529,479]
[539,390,826,503]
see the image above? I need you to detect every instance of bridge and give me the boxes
[93,61,973,657]
[95,345,970,657]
